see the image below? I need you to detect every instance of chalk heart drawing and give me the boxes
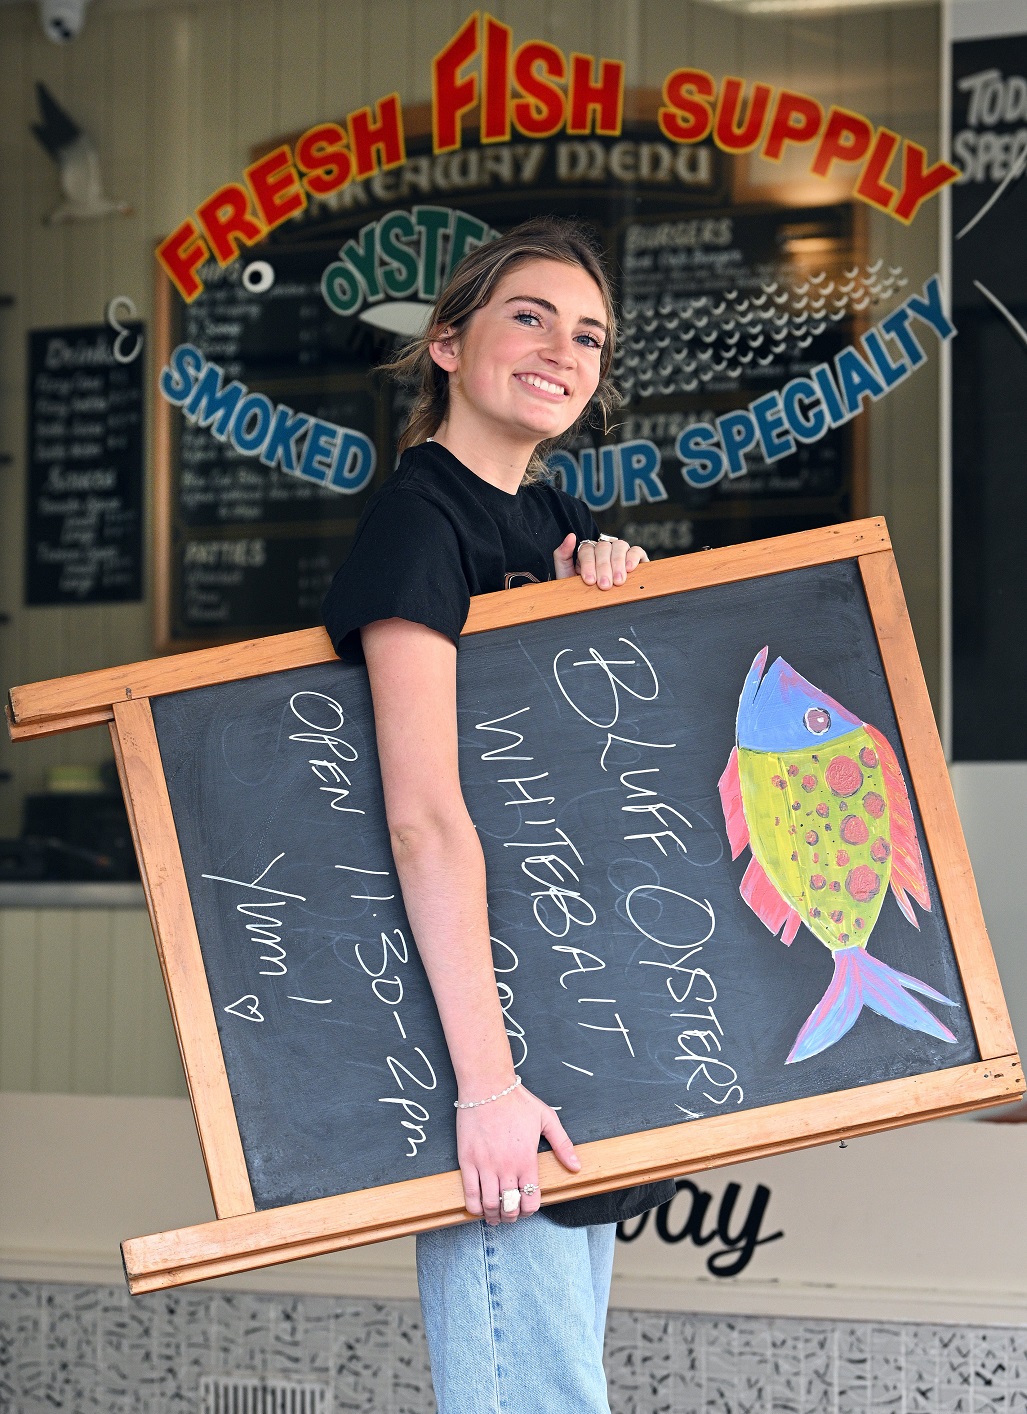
[225,993,264,1023]
[718,648,958,1064]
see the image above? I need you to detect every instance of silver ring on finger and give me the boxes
[521,1183,538,1196]
[501,1188,521,1214]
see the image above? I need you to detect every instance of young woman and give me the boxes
[322,218,676,1413]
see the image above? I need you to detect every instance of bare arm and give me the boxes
[362,617,579,1223]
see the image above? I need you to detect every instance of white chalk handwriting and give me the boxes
[203,854,331,1002]
[476,705,632,1068]
[339,861,441,1159]
[288,690,365,815]
[552,631,745,1112]
[554,637,660,729]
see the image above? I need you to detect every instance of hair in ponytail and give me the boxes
[381,216,619,480]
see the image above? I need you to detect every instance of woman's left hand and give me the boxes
[553,532,648,589]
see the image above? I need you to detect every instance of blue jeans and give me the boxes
[416,1216,616,1414]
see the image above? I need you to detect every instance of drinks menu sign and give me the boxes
[26,323,144,606]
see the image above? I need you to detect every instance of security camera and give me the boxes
[39,0,90,43]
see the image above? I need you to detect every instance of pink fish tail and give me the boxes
[787,946,958,1064]
[786,948,864,1063]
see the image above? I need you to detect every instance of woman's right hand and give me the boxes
[457,1082,580,1223]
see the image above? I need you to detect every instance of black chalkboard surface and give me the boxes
[950,32,1027,760]
[155,120,862,649]
[8,520,1019,1291]
[152,559,975,1210]
[26,323,144,605]
[154,245,392,646]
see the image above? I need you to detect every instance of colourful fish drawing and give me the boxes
[718,648,958,1064]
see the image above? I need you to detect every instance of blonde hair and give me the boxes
[382,217,619,480]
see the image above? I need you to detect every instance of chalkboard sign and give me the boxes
[7,520,1020,1291]
[26,323,144,605]
[949,31,1027,760]
[154,110,863,648]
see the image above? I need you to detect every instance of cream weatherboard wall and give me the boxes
[0,906,185,1097]
[0,2,958,1099]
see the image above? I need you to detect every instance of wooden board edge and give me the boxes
[462,517,891,637]
[857,551,1019,1061]
[6,701,113,741]
[121,1055,1021,1293]
[111,698,255,1219]
[8,626,335,730]
[108,715,195,1104]
[8,520,891,732]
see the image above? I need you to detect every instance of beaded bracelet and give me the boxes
[454,1076,522,1110]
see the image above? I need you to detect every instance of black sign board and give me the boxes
[591,201,858,551]
[950,33,1027,760]
[9,523,1019,1290]
[26,324,144,606]
[152,558,974,1210]
[156,118,862,647]
[164,254,385,640]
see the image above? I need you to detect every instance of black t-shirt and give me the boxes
[323,439,595,660]
[323,440,676,1228]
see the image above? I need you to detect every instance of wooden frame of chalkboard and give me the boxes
[7,518,1022,1294]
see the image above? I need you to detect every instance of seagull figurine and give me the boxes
[31,82,131,222]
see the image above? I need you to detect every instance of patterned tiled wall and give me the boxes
[2,1280,1026,1413]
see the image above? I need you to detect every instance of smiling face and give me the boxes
[429,257,607,470]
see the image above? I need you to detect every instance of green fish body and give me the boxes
[719,649,957,1062]
[737,727,893,952]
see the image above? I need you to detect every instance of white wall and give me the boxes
[4,1091,1026,1324]
[952,764,1027,1052]
[0,905,185,1095]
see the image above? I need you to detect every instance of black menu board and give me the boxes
[159,246,391,645]
[601,202,859,552]
[950,31,1027,760]
[150,560,976,1210]
[156,119,862,646]
[26,324,144,605]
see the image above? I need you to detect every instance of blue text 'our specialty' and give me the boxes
[676,274,954,488]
